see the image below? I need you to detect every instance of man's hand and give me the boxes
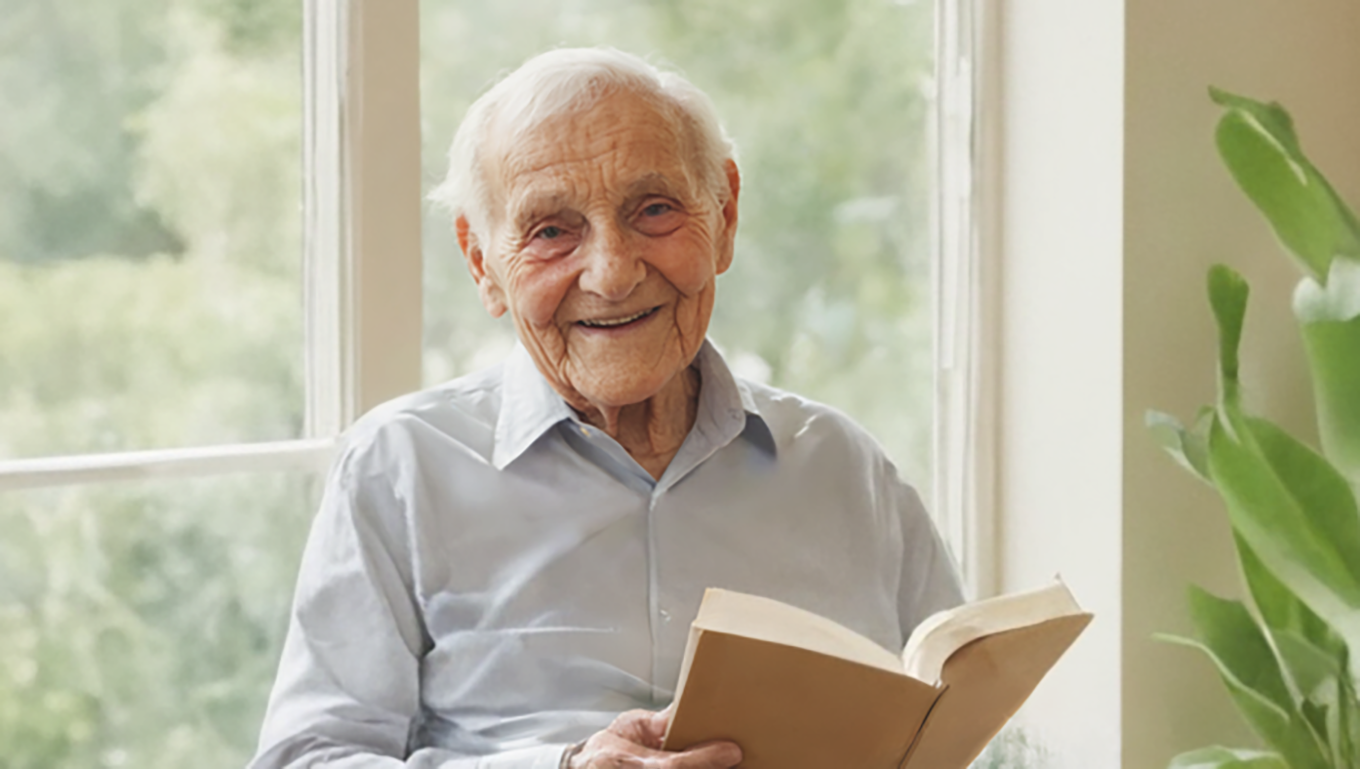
[567,708,742,768]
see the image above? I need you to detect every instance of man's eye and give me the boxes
[535,225,563,240]
[642,203,672,217]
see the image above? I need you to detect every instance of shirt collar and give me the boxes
[492,343,577,469]
[491,339,770,470]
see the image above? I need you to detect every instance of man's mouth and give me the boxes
[577,306,659,329]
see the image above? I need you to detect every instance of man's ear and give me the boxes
[456,215,508,318]
[716,158,741,275]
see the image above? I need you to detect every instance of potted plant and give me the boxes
[1148,89,1360,768]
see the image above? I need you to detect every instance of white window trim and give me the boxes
[306,0,423,435]
[934,0,1002,600]
[0,0,423,492]
[0,439,337,493]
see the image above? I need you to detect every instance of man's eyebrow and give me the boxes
[505,173,688,226]
[507,190,572,227]
[624,173,685,200]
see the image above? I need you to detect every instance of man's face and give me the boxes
[460,91,739,412]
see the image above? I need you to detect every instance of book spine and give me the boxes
[897,686,949,769]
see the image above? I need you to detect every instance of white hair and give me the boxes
[428,47,737,240]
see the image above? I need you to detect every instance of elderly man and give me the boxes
[251,47,962,769]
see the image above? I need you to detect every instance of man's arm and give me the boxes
[248,449,574,769]
[887,468,966,637]
[250,447,740,769]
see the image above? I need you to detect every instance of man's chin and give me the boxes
[573,384,669,412]
[564,370,683,412]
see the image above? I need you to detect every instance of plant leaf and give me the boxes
[1302,315,1360,486]
[1294,256,1360,324]
[1295,265,1360,483]
[1344,676,1360,766]
[1161,631,1300,747]
[1186,587,1295,712]
[1207,408,1360,650]
[1148,410,1213,483]
[1162,589,1331,769]
[1209,89,1303,150]
[1208,265,1250,408]
[1168,746,1288,769]
[1275,629,1343,741]
[1210,88,1360,283]
[1235,533,1349,747]
[1236,533,1344,658]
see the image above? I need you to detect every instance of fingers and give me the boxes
[573,731,673,768]
[575,711,742,769]
[666,740,742,768]
[608,709,666,750]
[648,703,675,736]
[578,739,742,769]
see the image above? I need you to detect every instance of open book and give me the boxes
[661,581,1092,769]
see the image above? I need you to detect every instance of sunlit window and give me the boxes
[0,0,957,764]
[0,1,309,766]
[0,0,305,460]
[0,474,319,767]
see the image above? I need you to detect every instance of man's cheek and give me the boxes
[671,266,716,298]
[515,284,571,327]
[518,298,557,327]
[656,252,715,297]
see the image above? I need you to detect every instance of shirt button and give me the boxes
[660,609,672,622]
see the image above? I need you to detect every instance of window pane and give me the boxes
[419,0,937,495]
[0,0,305,460]
[0,471,319,767]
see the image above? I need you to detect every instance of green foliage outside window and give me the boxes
[0,1,311,766]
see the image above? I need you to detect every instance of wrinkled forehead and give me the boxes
[481,89,700,213]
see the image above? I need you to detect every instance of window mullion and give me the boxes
[934,0,1001,599]
[304,0,423,439]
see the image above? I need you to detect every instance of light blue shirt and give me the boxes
[250,341,963,769]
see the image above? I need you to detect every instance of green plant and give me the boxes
[1148,89,1360,768]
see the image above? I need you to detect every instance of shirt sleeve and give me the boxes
[887,469,966,638]
[248,447,572,769]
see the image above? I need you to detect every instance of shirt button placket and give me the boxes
[646,490,663,705]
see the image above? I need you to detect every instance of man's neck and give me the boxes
[575,365,701,481]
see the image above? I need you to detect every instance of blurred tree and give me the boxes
[0,0,304,460]
[0,0,183,263]
[0,476,316,769]
[0,0,308,766]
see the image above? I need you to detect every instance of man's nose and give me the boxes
[578,221,646,301]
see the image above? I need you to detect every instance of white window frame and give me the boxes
[0,0,423,494]
[1,3,1018,740]
[933,0,1000,600]
[0,0,999,609]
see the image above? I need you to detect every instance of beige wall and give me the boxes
[996,1,1360,766]
[1122,1,1360,766]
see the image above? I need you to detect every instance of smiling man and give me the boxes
[463,84,738,482]
[250,48,962,769]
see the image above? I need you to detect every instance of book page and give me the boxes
[902,613,1093,768]
[901,580,1084,683]
[692,588,904,674]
